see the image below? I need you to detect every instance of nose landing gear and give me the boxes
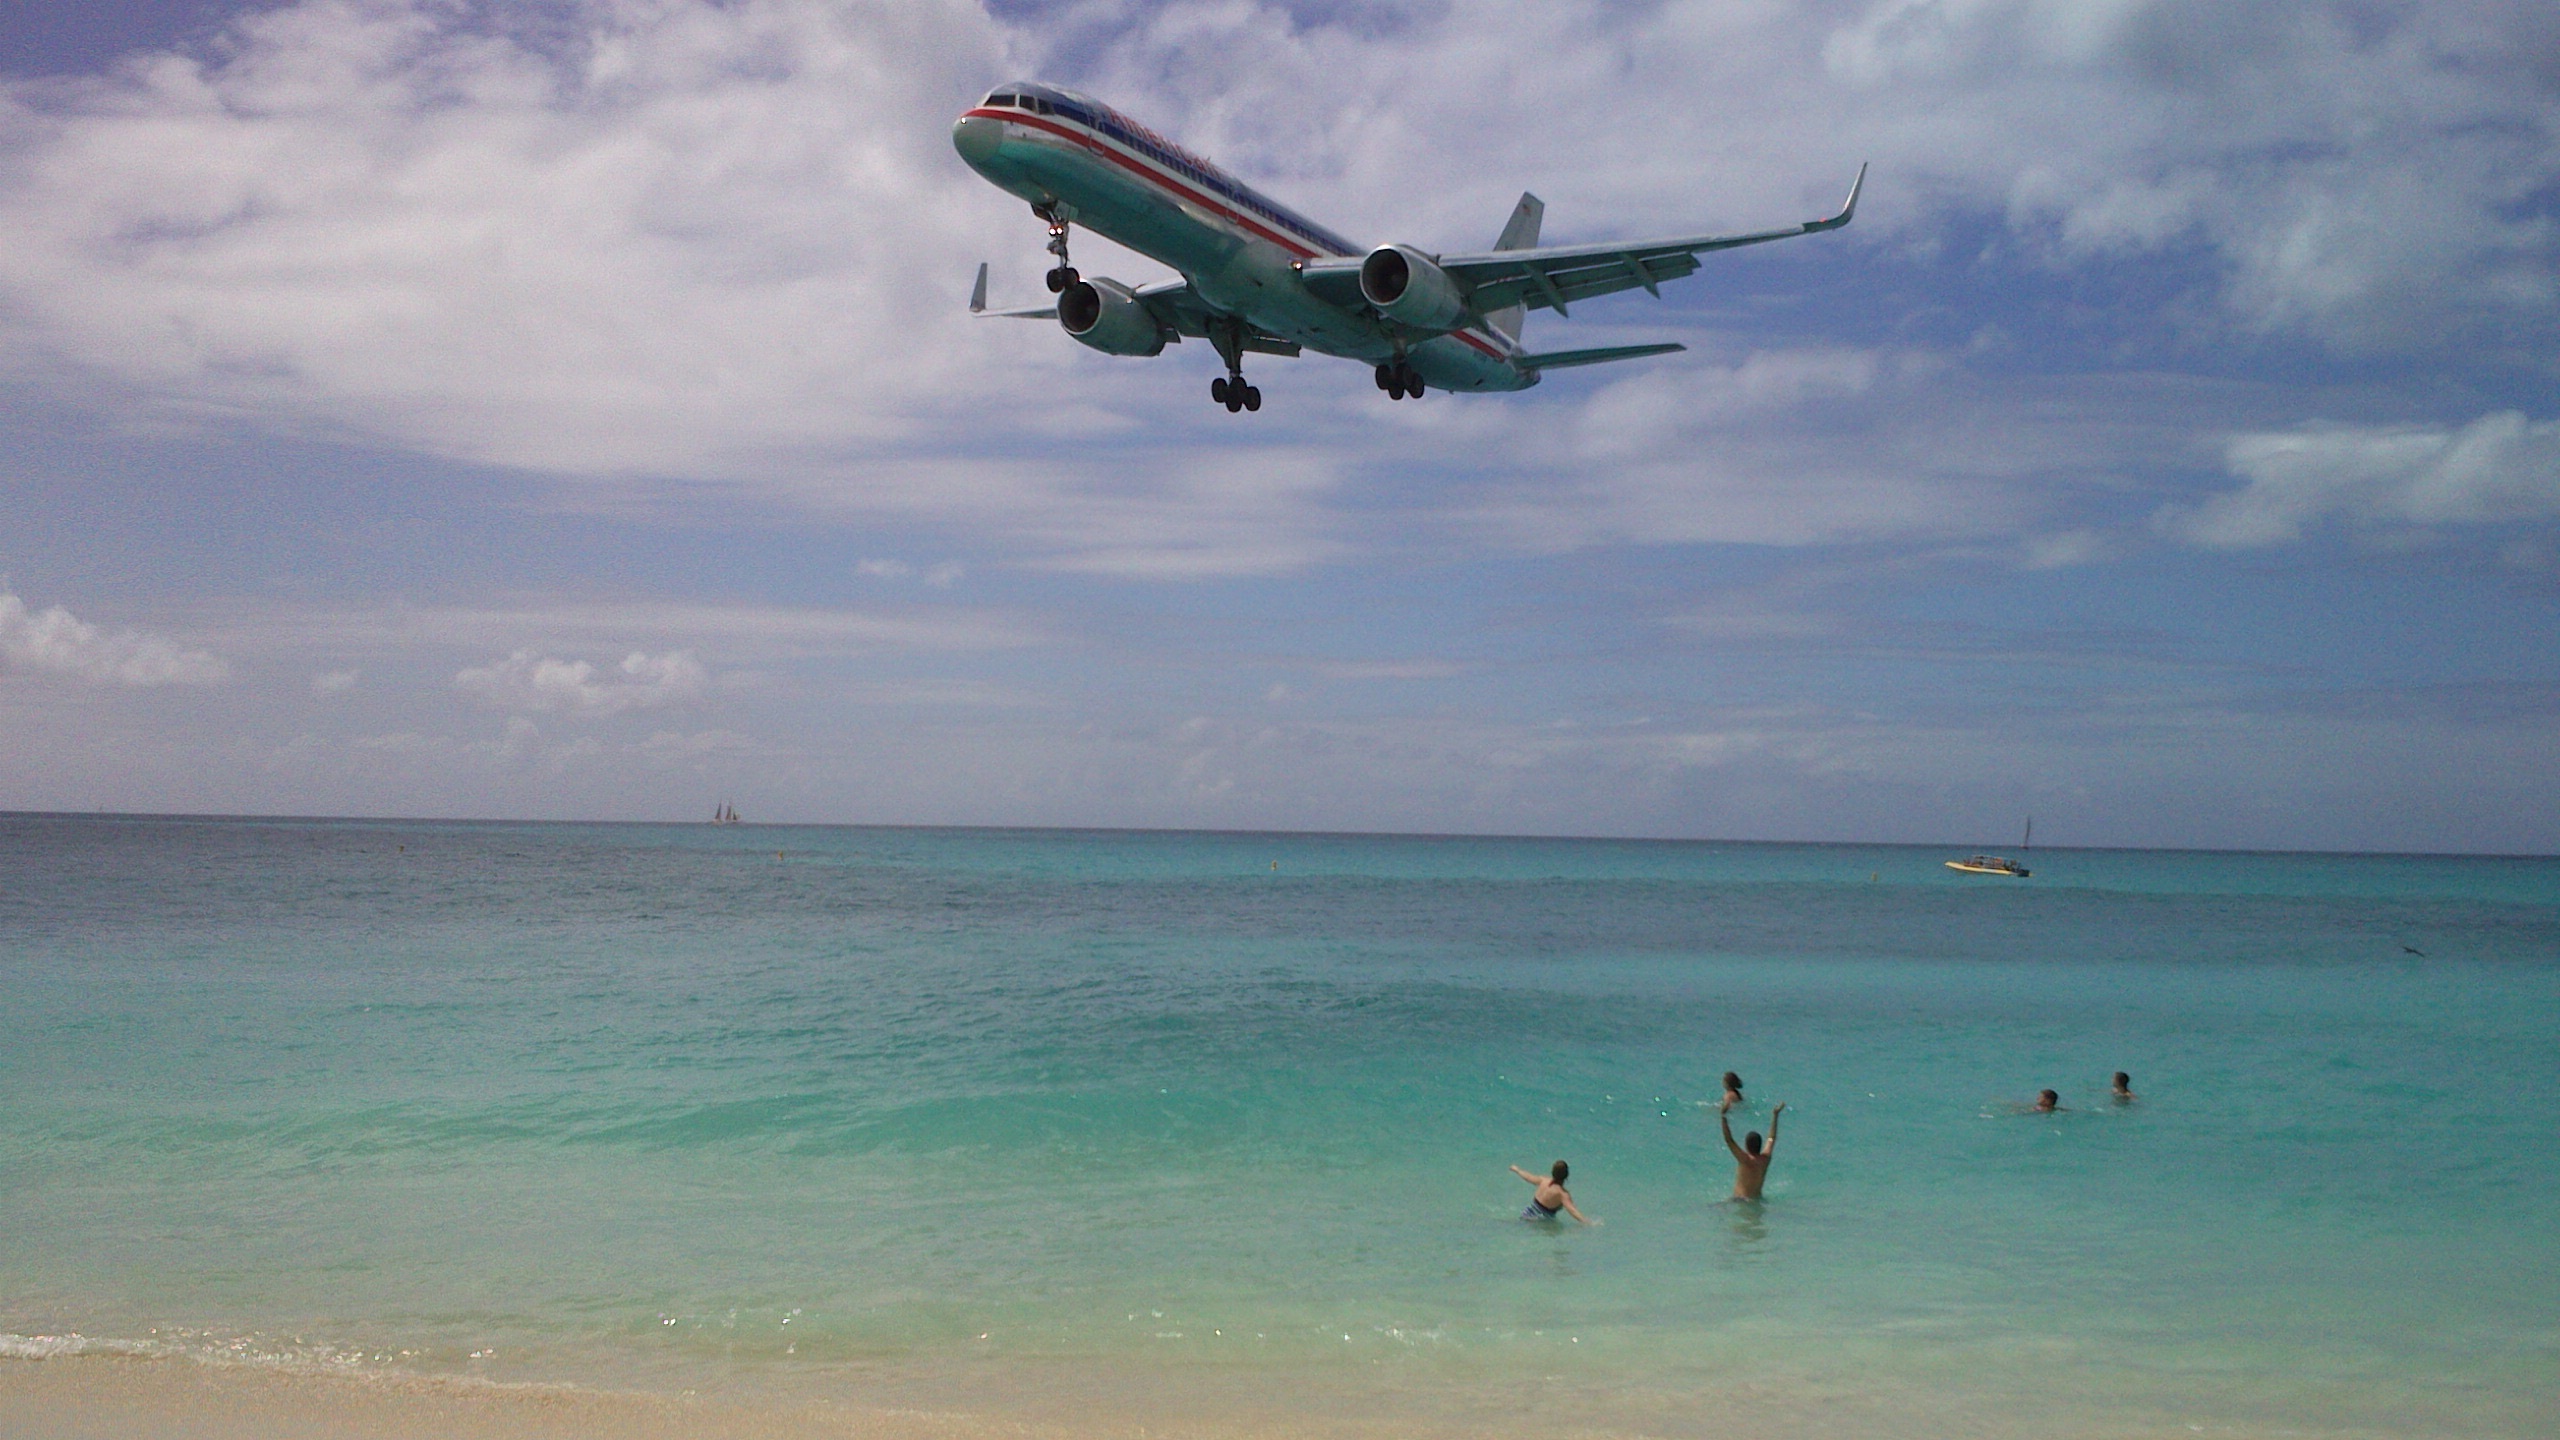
[1034,203,1079,293]
[1374,360,1426,400]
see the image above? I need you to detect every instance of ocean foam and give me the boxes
[0,1331,164,1360]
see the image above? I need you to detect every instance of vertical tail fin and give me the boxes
[1486,192,1543,341]
[1494,193,1544,251]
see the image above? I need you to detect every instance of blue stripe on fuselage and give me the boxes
[1005,83,1359,258]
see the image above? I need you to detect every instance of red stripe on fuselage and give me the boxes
[965,107,1509,363]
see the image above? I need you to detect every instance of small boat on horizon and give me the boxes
[1947,818,2031,877]
[711,801,742,826]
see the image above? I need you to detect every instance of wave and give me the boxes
[0,1331,165,1360]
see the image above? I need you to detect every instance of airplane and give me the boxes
[952,81,1863,413]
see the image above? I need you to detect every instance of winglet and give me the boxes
[1806,164,1866,233]
[970,262,989,313]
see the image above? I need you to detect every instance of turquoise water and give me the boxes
[3,815,2556,1434]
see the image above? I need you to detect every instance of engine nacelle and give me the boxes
[1058,277,1167,357]
[1358,244,1468,332]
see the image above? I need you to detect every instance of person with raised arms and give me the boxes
[1719,1097,1784,1201]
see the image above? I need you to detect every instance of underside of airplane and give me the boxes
[953,82,1862,413]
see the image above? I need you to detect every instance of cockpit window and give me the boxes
[1031,97,1053,115]
[984,92,1016,108]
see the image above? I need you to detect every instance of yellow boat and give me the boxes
[1946,855,2030,877]
[1947,819,2032,876]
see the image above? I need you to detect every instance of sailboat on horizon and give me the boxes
[710,801,741,826]
[1947,817,2031,877]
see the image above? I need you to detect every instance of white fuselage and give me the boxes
[951,89,1533,392]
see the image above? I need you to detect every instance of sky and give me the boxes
[0,0,2555,852]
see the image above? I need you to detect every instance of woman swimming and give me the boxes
[1509,1160,1596,1225]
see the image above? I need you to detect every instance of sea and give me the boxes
[3,814,2555,1438]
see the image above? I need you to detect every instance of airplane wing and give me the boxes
[969,265,1300,355]
[1291,166,1863,320]
[1132,278,1304,357]
[1449,165,1863,317]
[1294,258,1367,309]
[1515,342,1687,371]
[969,262,1056,318]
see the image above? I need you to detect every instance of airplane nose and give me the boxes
[951,114,1002,167]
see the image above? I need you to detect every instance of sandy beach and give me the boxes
[4,1350,2382,1440]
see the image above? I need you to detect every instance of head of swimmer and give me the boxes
[2113,1072,2132,1093]
[2036,1088,2060,1111]
[1743,1131,1764,1155]
[1723,1071,1743,1094]
[1549,1160,1569,1182]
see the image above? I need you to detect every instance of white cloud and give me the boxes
[1452,349,2022,550]
[0,592,230,686]
[1,0,2547,496]
[2167,411,2560,548]
[0,0,1015,475]
[1313,659,1468,681]
[632,728,757,761]
[455,647,709,715]
[311,668,360,695]
[857,558,966,586]
[186,597,1037,663]
[2023,529,2103,570]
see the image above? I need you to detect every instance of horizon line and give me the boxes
[2,809,2550,862]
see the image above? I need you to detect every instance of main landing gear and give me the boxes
[1209,317,1260,413]
[1211,375,1261,413]
[1035,203,1079,293]
[1375,360,1426,400]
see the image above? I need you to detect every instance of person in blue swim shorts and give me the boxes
[1509,1159,1597,1225]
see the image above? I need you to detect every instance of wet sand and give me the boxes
[2,1358,1054,1440]
[0,1351,2395,1440]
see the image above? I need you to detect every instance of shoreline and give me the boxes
[5,1343,2505,1440]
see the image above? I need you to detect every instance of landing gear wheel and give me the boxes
[1242,385,1261,412]
[1211,377,1230,404]
[1407,375,1425,397]
[1388,380,1407,400]
[1038,205,1077,296]
[1375,363,1394,391]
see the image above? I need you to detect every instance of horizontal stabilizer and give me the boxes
[1516,342,1686,371]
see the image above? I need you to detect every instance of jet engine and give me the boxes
[1358,244,1467,332]
[1058,278,1168,357]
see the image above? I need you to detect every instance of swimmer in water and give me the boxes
[2112,1072,2136,1103]
[1509,1160,1595,1225]
[2033,1088,2064,1113]
[1722,1071,1745,1106]
[1719,1097,1783,1200]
